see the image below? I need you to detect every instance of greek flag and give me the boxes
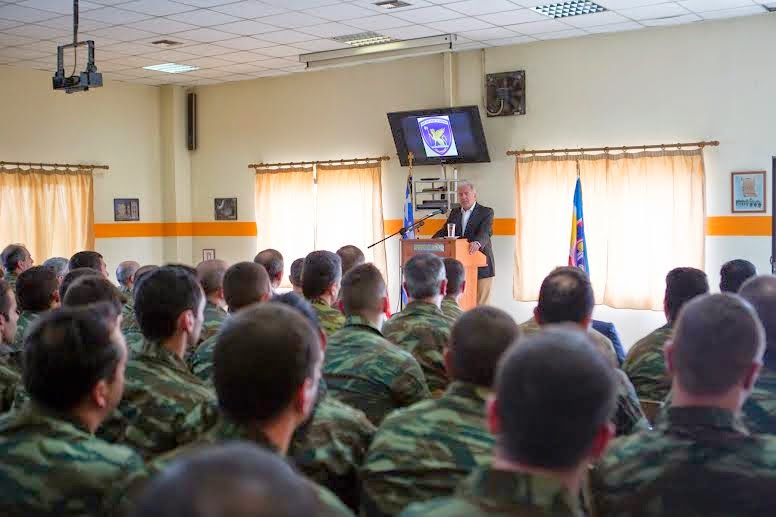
[403,172,415,240]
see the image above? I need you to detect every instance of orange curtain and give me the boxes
[0,168,94,263]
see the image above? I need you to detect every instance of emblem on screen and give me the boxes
[417,116,459,158]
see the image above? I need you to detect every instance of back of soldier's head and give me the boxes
[43,257,68,279]
[60,267,100,301]
[740,275,776,355]
[342,264,385,316]
[132,265,158,294]
[302,251,341,299]
[537,267,593,324]
[63,275,124,315]
[443,258,465,297]
[24,305,125,413]
[135,266,203,341]
[270,292,320,332]
[69,251,104,274]
[196,259,229,296]
[665,267,709,323]
[214,304,321,424]
[17,266,58,312]
[289,258,304,288]
[495,328,617,469]
[672,293,764,397]
[223,262,271,312]
[2,244,29,272]
[720,259,756,293]
[254,249,284,280]
[132,442,316,517]
[449,306,519,387]
[337,245,366,276]
[115,261,140,288]
[404,253,445,299]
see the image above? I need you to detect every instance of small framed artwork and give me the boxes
[731,171,766,213]
[214,198,237,220]
[202,249,216,261]
[114,198,140,221]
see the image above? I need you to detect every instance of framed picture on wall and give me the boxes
[114,198,140,221]
[732,171,766,213]
[214,198,237,220]
[202,249,215,261]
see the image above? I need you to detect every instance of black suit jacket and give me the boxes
[433,204,495,278]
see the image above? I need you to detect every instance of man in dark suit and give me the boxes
[433,181,495,305]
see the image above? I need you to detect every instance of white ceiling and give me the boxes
[0,0,771,86]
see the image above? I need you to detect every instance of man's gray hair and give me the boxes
[457,180,476,192]
[43,257,68,278]
[404,253,445,300]
[116,261,140,287]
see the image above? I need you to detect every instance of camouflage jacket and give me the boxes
[5,272,17,292]
[622,324,673,402]
[590,406,776,517]
[0,403,144,517]
[121,298,140,335]
[401,467,583,517]
[119,285,132,299]
[190,301,226,357]
[741,357,776,434]
[189,333,217,386]
[382,301,452,394]
[98,338,218,460]
[311,298,346,338]
[0,358,20,414]
[123,331,145,357]
[613,369,650,436]
[361,381,495,517]
[520,318,618,368]
[324,315,430,425]
[440,297,463,322]
[290,387,376,512]
[13,310,41,351]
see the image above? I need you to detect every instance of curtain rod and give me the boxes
[0,160,109,171]
[249,155,390,169]
[506,140,719,157]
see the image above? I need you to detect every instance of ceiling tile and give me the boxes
[345,14,411,31]
[678,0,756,12]
[126,18,199,34]
[0,46,49,59]
[595,0,666,8]
[427,17,494,32]
[179,56,234,68]
[0,33,38,46]
[253,44,301,57]
[460,26,518,40]
[172,27,238,42]
[17,0,102,15]
[641,12,701,25]
[174,0,252,7]
[174,42,236,55]
[0,18,23,30]
[585,21,644,33]
[119,0,198,16]
[699,5,767,19]
[618,3,691,21]
[98,60,135,72]
[0,4,62,22]
[446,0,522,16]
[214,62,267,73]
[303,3,376,21]
[349,0,434,13]
[293,38,348,51]
[215,19,278,35]
[214,36,275,49]
[379,25,445,39]
[393,5,462,23]
[262,0,342,9]
[561,11,631,27]
[506,19,574,34]
[166,9,241,27]
[3,22,71,39]
[477,8,548,25]
[36,15,103,32]
[211,1,289,18]
[217,49,268,62]
[81,6,152,24]
[253,56,297,68]
[87,26,158,42]
[186,67,229,77]
[258,12,330,28]
[300,21,361,37]
[259,29,318,43]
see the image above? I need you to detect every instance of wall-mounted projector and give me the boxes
[52,40,102,94]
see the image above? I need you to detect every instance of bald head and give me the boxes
[116,261,140,289]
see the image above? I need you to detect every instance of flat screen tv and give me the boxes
[387,105,491,166]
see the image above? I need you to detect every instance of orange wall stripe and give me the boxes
[706,216,771,236]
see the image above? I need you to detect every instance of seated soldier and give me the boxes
[190,262,271,383]
[1,244,33,290]
[334,245,366,310]
[362,306,519,517]
[193,259,229,352]
[441,258,465,321]
[325,264,429,425]
[403,328,618,517]
[254,248,285,295]
[289,258,304,295]
[13,266,60,354]
[0,279,19,413]
[131,442,318,517]
[69,251,108,278]
[120,264,157,336]
[303,251,345,337]
[720,259,756,293]
[99,266,217,460]
[623,267,708,402]
[0,306,144,516]
[115,261,140,299]
[591,293,776,516]
[382,253,453,394]
[42,257,69,287]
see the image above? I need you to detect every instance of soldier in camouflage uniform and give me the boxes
[1,243,33,293]
[325,264,430,425]
[12,266,60,358]
[0,279,19,413]
[441,258,465,322]
[623,267,708,402]
[254,248,285,295]
[302,250,346,337]
[591,294,776,517]
[362,306,520,516]
[382,253,453,394]
[99,266,218,460]
[115,260,140,299]
[192,259,229,356]
[120,265,157,337]
[403,328,618,517]
[0,306,145,516]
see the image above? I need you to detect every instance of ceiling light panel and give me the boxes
[143,62,200,73]
[532,0,607,19]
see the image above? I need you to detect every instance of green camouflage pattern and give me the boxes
[324,315,430,425]
[123,331,145,357]
[5,272,17,292]
[13,310,41,351]
[311,298,346,338]
[613,369,650,436]
[361,381,494,517]
[98,338,218,460]
[190,301,226,357]
[382,301,452,394]
[742,360,776,434]
[590,406,776,517]
[440,297,463,322]
[401,468,583,517]
[0,358,19,413]
[622,324,673,401]
[121,299,140,335]
[519,318,618,368]
[0,403,144,517]
[189,333,217,386]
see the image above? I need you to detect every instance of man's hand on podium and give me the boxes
[469,241,482,255]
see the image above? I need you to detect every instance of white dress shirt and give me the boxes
[461,202,476,236]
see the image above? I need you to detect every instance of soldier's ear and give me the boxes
[93,378,110,410]
[486,395,501,436]
[588,422,615,462]
[439,279,448,297]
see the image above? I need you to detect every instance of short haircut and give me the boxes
[60,268,100,302]
[302,251,341,299]
[449,306,519,386]
[115,261,140,287]
[289,258,304,287]
[254,249,284,279]
[537,267,593,324]
[341,263,386,315]
[69,251,104,272]
[16,266,58,312]
[270,292,320,332]
[720,259,757,293]
[495,328,617,469]
[134,267,204,341]
[0,279,13,319]
[673,293,764,396]
[404,253,445,300]
[196,260,229,296]
[214,304,321,423]
[23,305,124,412]
[1,244,29,272]
[223,262,271,312]
[337,245,366,276]
[443,258,465,296]
[132,265,158,294]
[740,275,776,354]
[43,257,68,278]
[665,267,709,323]
[63,275,124,315]
[132,442,317,517]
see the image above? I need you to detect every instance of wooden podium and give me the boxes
[401,238,487,311]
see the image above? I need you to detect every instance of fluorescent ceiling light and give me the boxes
[533,0,606,19]
[333,32,394,47]
[143,63,200,74]
[375,1,411,9]
[301,34,455,70]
